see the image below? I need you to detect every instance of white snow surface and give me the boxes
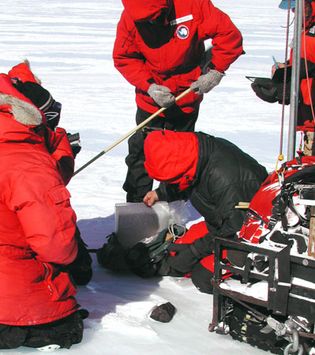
[0,0,294,354]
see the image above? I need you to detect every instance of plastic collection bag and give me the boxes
[114,200,191,248]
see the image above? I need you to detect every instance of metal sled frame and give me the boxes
[209,237,315,333]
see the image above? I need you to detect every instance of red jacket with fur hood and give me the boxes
[0,74,78,326]
[113,0,243,114]
[7,62,75,184]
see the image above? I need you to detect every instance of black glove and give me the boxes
[67,132,81,157]
[164,243,201,274]
[158,233,216,276]
[251,78,290,105]
[251,78,278,103]
[165,232,216,274]
[67,227,93,286]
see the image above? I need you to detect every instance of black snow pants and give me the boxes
[191,262,214,294]
[123,105,199,202]
[0,310,85,350]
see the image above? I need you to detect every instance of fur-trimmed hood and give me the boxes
[0,73,43,144]
[0,74,42,125]
[0,93,42,126]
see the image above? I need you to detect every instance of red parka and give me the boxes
[0,74,78,326]
[113,0,243,114]
[293,1,315,131]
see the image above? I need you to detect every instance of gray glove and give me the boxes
[147,84,175,108]
[190,69,224,95]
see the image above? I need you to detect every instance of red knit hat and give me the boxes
[144,130,199,191]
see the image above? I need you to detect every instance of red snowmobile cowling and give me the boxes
[238,156,315,244]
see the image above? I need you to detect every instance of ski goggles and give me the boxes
[44,100,62,130]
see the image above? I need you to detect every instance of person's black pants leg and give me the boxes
[191,262,214,294]
[0,324,27,349]
[123,128,154,202]
[24,311,84,349]
[0,311,84,350]
[123,105,199,202]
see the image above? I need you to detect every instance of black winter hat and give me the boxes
[13,80,54,112]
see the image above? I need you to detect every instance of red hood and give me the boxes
[122,0,170,21]
[0,74,43,144]
[8,62,39,84]
[144,130,198,191]
[0,74,35,104]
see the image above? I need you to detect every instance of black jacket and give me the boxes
[157,132,268,239]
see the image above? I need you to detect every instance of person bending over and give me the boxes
[143,130,268,293]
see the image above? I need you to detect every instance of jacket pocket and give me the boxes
[47,184,76,237]
[47,184,71,205]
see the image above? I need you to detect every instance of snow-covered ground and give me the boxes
[0,0,292,354]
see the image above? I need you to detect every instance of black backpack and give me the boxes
[97,224,186,278]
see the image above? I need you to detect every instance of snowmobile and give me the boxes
[208,1,315,354]
[209,157,315,354]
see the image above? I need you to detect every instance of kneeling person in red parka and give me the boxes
[7,61,92,287]
[0,70,84,349]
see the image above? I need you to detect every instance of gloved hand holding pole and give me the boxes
[73,87,192,176]
[190,69,224,95]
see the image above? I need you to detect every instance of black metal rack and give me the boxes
[209,237,315,332]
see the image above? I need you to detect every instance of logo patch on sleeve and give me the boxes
[176,25,189,40]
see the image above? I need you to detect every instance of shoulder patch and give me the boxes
[176,25,190,40]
